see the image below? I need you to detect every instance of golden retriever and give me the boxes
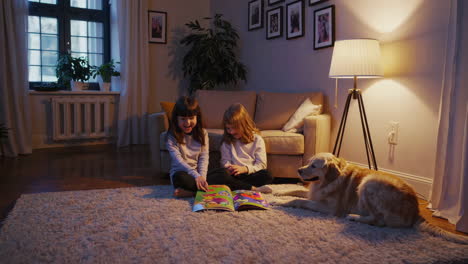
[273,153,468,244]
[274,152,418,227]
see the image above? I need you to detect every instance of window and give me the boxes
[28,0,110,89]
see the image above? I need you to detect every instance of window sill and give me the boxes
[28,90,120,96]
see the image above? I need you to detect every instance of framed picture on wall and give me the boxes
[248,0,264,31]
[148,10,167,44]
[266,7,283,39]
[268,0,284,5]
[309,0,328,6]
[313,5,334,49]
[286,0,304,40]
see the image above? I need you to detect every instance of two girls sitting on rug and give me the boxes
[166,96,273,198]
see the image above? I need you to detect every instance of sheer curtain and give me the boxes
[115,0,150,146]
[430,0,467,233]
[0,0,32,157]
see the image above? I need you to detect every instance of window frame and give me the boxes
[28,0,110,90]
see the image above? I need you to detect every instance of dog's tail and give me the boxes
[415,217,468,245]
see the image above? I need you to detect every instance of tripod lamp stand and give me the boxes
[329,39,383,170]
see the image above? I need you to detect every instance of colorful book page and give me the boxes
[193,185,234,212]
[232,190,270,211]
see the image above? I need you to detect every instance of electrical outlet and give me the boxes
[388,121,399,145]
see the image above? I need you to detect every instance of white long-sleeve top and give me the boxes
[166,129,209,180]
[220,134,267,174]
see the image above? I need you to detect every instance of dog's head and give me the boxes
[297,153,346,183]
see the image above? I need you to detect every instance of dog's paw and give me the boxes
[273,190,309,198]
[273,191,288,197]
[269,197,295,206]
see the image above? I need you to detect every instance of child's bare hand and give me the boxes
[195,176,208,191]
[227,165,248,176]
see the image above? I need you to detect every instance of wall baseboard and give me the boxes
[32,134,115,149]
[348,161,433,200]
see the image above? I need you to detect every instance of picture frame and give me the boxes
[313,5,335,50]
[309,0,328,6]
[286,0,304,40]
[268,0,284,5]
[266,7,283,39]
[248,0,264,31]
[148,10,167,44]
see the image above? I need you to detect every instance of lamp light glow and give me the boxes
[329,39,383,79]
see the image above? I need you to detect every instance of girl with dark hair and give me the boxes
[166,96,209,197]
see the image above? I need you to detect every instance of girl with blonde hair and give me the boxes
[208,103,273,193]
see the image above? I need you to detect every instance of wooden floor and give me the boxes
[0,144,465,236]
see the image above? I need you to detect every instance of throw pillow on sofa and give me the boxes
[282,98,322,133]
[254,91,323,130]
[160,101,175,120]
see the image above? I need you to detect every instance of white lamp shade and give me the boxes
[329,39,383,78]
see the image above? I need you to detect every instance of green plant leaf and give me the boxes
[56,54,92,83]
[181,13,247,94]
[90,60,120,82]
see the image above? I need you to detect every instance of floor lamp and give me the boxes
[329,39,383,170]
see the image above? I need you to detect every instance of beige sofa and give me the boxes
[149,90,331,179]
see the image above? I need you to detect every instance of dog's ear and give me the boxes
[325,159,341,182]
[336,157,347,170]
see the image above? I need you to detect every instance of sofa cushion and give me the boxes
[159,129,224,152]
[160,101,175,120]
[254,91,324,130]
[196,90,257,129]
[260,130,304,155]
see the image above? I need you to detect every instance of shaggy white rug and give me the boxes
[0,185,467,264]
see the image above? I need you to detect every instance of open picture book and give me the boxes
[192,185,270,212]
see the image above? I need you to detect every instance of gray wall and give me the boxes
[148,0,211,113]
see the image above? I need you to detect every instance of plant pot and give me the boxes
[98,77,111,92]
[111,76,120,91]
[100,82,111,92]
[71,81,89,91]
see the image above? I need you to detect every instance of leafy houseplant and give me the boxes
[91,60,120,91]
[56,54,91,90]
[180,14,247,95]
[91,60,120,82]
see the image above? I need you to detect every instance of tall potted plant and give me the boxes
[56,54,91,91]
[180,14,247,95]
[91,60,120,92]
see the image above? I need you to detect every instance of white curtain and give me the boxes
[115,0,150,146]
[0,0,31,157]
[430,0,468,233]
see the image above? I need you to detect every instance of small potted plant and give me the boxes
[91,60,120,92]
[56,54,91,91]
